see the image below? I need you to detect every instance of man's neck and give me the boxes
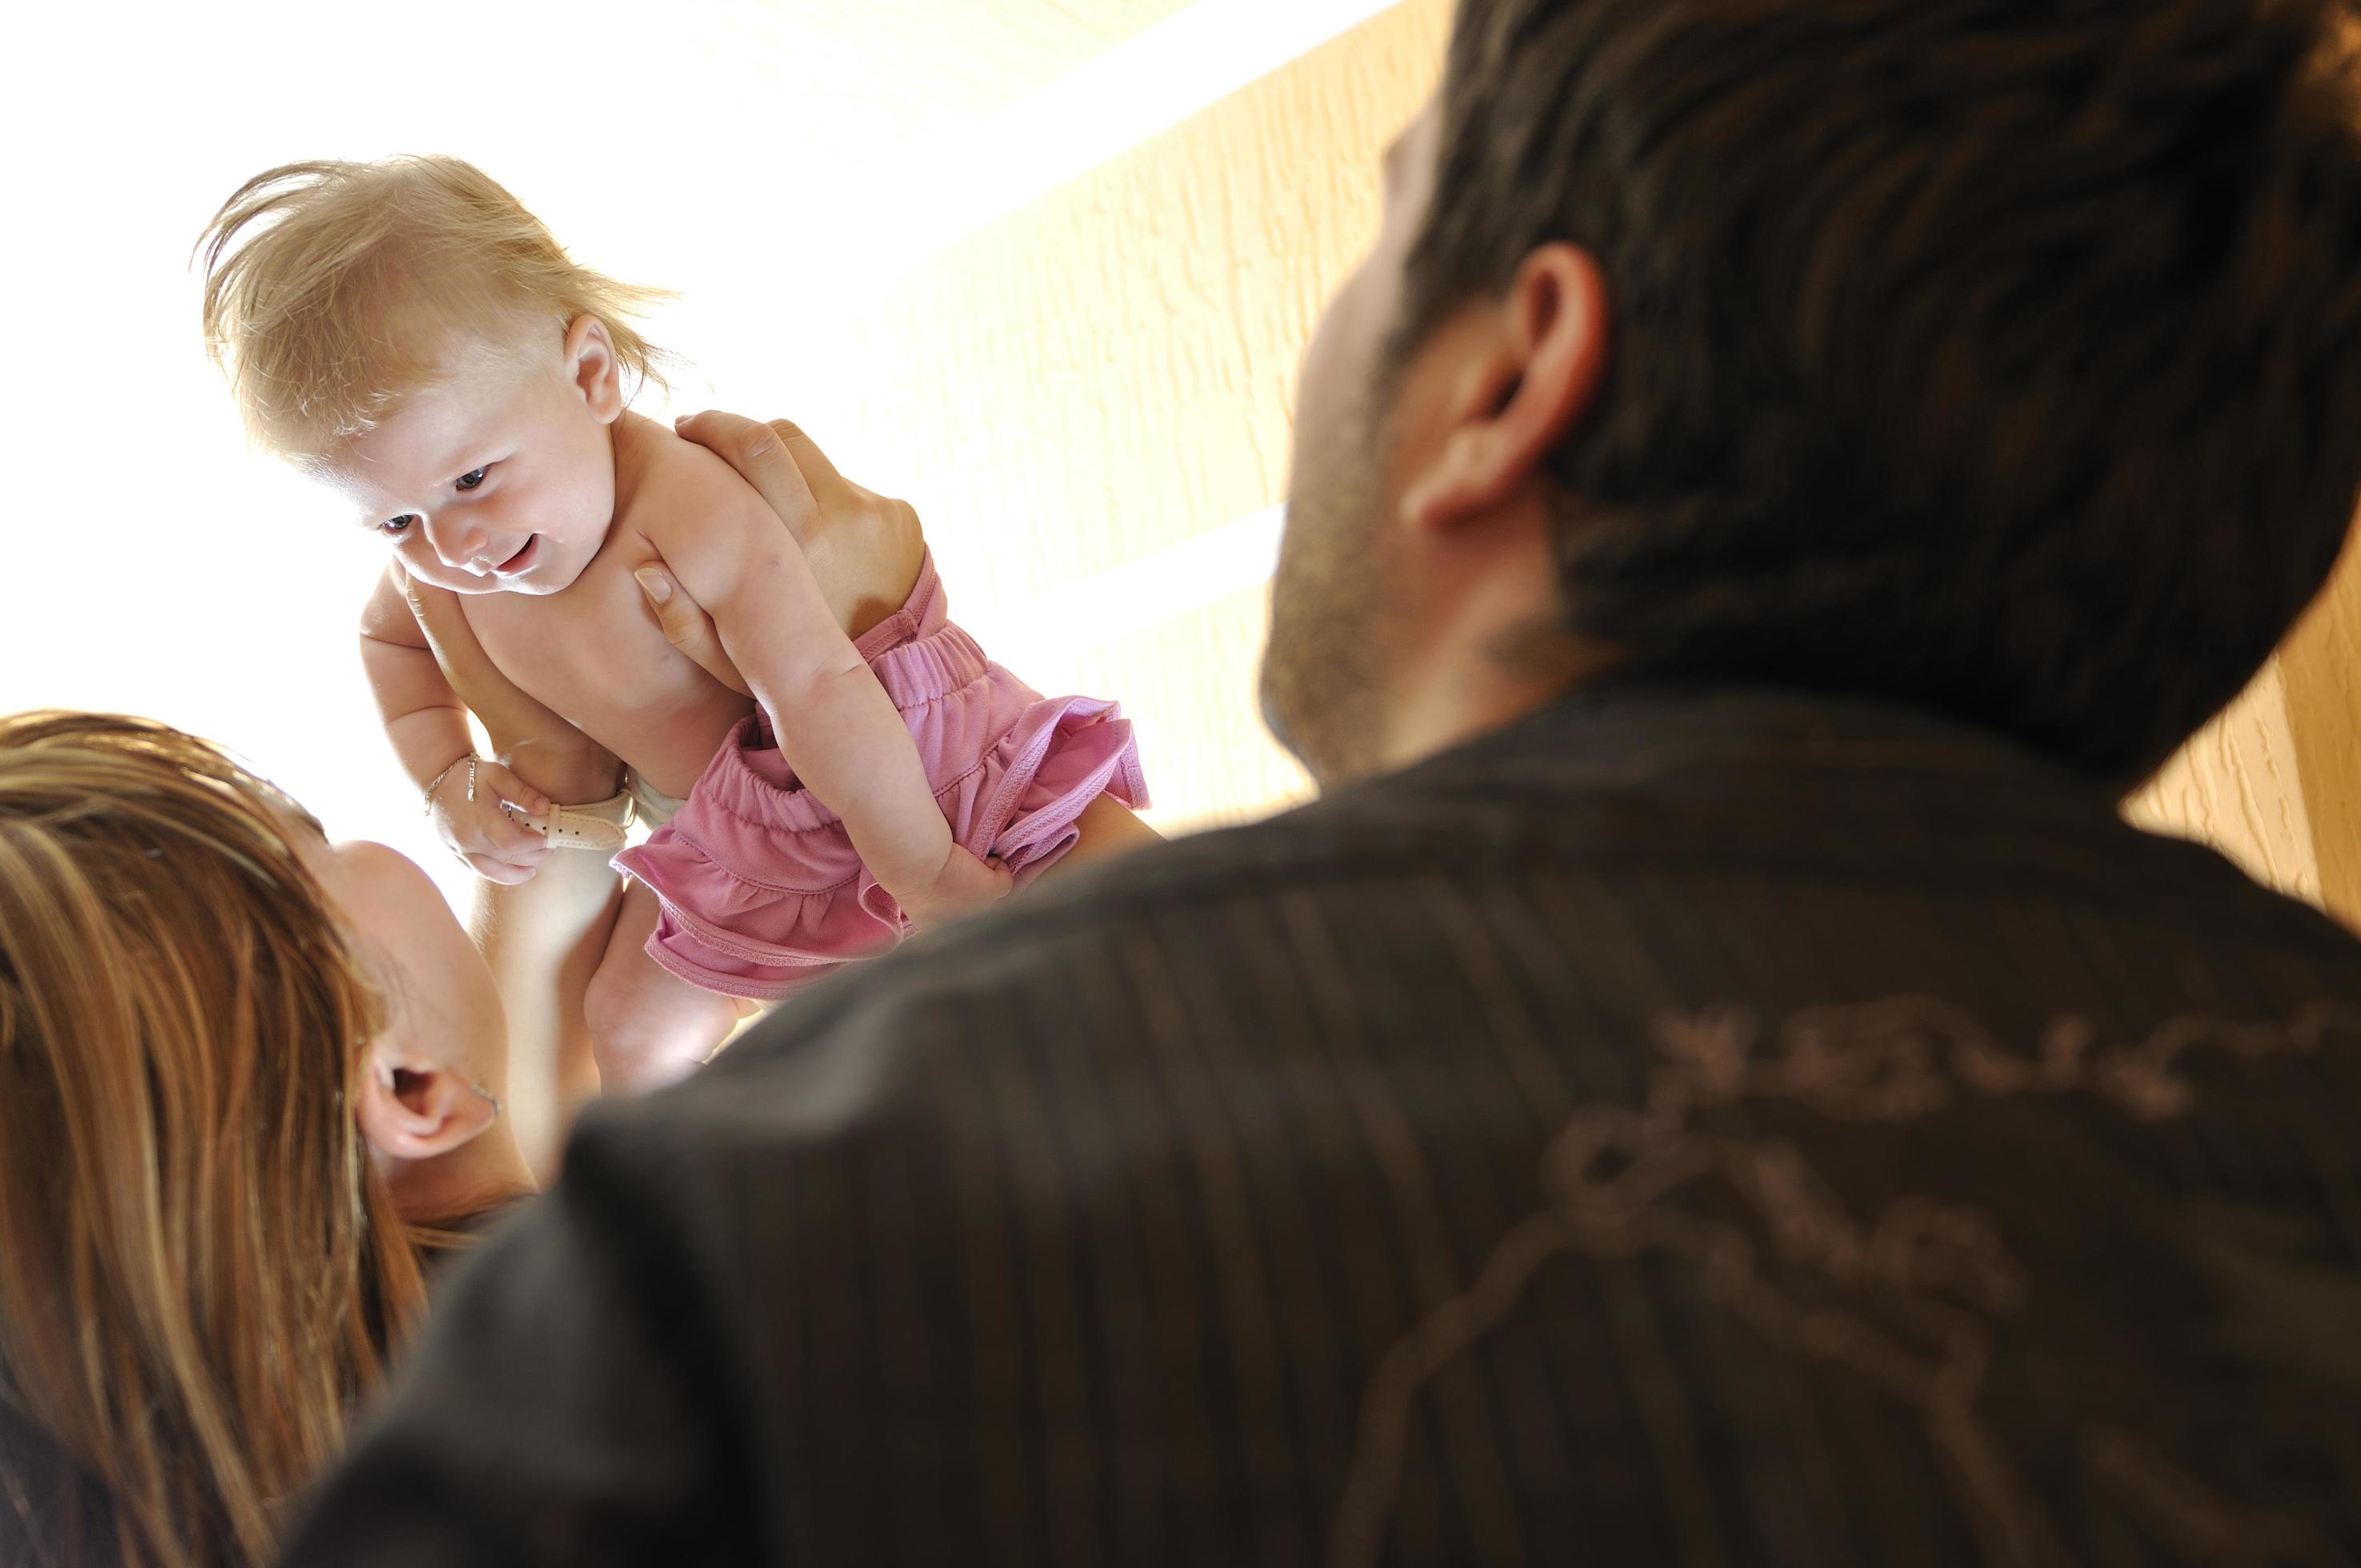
[1377,587,1615,780]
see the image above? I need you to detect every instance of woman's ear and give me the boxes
[564,314,625,424]
[354,1042,497,1165]
[1398,243,1611,534]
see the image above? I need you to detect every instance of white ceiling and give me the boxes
[666,0,1205,143]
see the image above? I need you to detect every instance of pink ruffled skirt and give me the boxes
[611,553,1147,1001]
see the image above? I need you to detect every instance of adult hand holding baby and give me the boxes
[634,411,926,691]
[635,411,1029,929]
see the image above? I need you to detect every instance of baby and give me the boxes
[198,157,1148,1090]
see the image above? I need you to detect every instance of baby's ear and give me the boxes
[564,314,625,423]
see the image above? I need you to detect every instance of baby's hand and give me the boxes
[894,846,1014,932]
[427,756,556,886]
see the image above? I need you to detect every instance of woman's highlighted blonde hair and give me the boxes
[197,156,669,457]
[0,713,430,1567]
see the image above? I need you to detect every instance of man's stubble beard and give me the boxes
[1260,391,1399,791]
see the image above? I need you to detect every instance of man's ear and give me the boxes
[1399,244,1610,534]
[564,314,626,424]
[354,1042,496,1165]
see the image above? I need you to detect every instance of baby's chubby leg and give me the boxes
[584,880,752,1093]
[472,847,621,1177]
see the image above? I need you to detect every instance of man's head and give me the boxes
[198,158,664,594]
[1267,0,2361,790]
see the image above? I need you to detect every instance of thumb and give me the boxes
[634,566,694,642]
[635,566,702,650]
[637,566,753,697]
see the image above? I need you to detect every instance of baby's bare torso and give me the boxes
[457,426,758,801]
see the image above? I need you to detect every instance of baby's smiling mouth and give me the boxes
[492,536,539,575]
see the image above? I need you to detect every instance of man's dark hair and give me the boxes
[1404,0,2361,783]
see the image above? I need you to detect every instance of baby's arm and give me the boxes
[360,565,471,789]
[359,566,553,882]
[637,454,1006,926]
[1045,794,1164,873]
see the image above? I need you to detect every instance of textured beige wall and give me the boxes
[2127,526,2361,924]
[2127,662,2323,906]
[762,0,2353,914]
[779,0,1455,833]
[691,0,1202,135]
[2281,533,2361,925]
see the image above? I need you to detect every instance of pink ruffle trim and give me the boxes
[614,695,1145,1003]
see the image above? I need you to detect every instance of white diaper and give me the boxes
[626,770,686,829]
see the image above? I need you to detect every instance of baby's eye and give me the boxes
[381,514,416,538]
[454,467,489,492]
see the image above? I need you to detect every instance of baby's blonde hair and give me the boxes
[197,156,668,458]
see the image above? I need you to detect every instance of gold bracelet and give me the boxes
[422,754,478,816]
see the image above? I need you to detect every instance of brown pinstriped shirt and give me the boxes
[284,684,2361,1566]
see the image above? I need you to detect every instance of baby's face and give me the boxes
[318,342,618,597]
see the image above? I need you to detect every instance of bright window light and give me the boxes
[0,0,1356,910]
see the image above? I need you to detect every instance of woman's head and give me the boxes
[0,713,515,1566]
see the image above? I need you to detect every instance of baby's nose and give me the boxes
[422,514,490,571]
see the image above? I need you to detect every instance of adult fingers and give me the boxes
[765,418,844,490]
[673,409,820,528]
[634,566,754,696]
[766,418,920,541]
[674,409,922,640]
